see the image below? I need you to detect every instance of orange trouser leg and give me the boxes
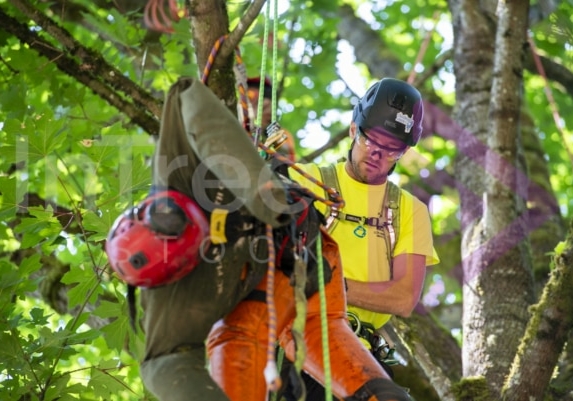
[280,259,393,400]
[207,270,296,401]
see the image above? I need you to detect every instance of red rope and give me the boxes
[143,0,187,33]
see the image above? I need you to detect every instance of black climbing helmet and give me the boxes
[352,78,424,146]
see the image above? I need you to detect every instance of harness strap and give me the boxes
[317,163,341,232]
[318,164,401,276]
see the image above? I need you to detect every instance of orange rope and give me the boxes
[234,48,252,132]
[201,35,227,84]
[528,34,573,165]
[258,143,345,210]
[201,36,252,132]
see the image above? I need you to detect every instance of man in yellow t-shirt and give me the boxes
[282,78,440,401]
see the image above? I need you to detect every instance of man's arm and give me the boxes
[345,253,427,317]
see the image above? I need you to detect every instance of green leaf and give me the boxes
[82,210,115,242]
[89,363,132,399]
[94,300,123,318]
[0,176,26,220]
[60,264,102,308]
[100,314,130,352]
[29,307,51,326]
[0,259,23,290]
[20,253,43,276]
[43,372,72,401]
[24,116,67,164]
[13,207,61,249]
[0,330,23,363]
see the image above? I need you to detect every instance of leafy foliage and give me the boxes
[0,0,572,399]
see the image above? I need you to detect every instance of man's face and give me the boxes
[247,88,272,129]
[346,123,408,185]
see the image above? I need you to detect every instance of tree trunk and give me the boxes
[451,0,534,397]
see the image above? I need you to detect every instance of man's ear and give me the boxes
[349,122,357,141]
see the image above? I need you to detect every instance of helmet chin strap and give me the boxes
[347,139,355,163]
[388,163,397,175]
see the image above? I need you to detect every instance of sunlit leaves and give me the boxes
[96,300,131,351]
[88,361,133,400]
[13,206,61,248]
[61,265,103,310]
[24,116,68,164]
[0,0,571,399]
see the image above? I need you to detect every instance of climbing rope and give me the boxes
[259,142,345,210]
[198,3,346,396]
[143,0,186,33]
[200,35,225,84]
[234,48,252,133]
[201,35,252,132]
[263,223,282,392]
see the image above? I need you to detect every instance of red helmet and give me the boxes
[105,191,210,288]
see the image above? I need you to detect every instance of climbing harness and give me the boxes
[318,163,401,276]
[347,312,399,369]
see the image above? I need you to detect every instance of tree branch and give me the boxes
[298,128,348,162]
[1,1,162,135]
[221,0,267,59]
[337,4,402,80]
[390,309,462,401]
[503,216,573,400]
[523,48,573,98]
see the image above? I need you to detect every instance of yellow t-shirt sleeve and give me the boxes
[394,191,440,266]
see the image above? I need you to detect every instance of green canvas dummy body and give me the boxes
[140,77,291,401]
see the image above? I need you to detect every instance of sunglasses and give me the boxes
[356,127,407,161]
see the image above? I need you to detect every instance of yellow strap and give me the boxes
[210,208,228,244]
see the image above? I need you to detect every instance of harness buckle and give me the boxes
[365,217,379,227]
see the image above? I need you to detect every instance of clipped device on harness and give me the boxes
[347,311,398,377]
[270,162,333,297]
[105,190,210,288]
[265,122,288,151]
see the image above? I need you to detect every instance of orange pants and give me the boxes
[207,231,406,401]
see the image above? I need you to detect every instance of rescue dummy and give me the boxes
[106,77,412,401]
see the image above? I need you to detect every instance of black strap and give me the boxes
[244,289,267,302]
[331,210,393,229]
[343,378,411,401]
[127,284,138,331]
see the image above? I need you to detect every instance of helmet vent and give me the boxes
[390,93,406,111]
[129,252,148,269]
[147,197,188,236]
